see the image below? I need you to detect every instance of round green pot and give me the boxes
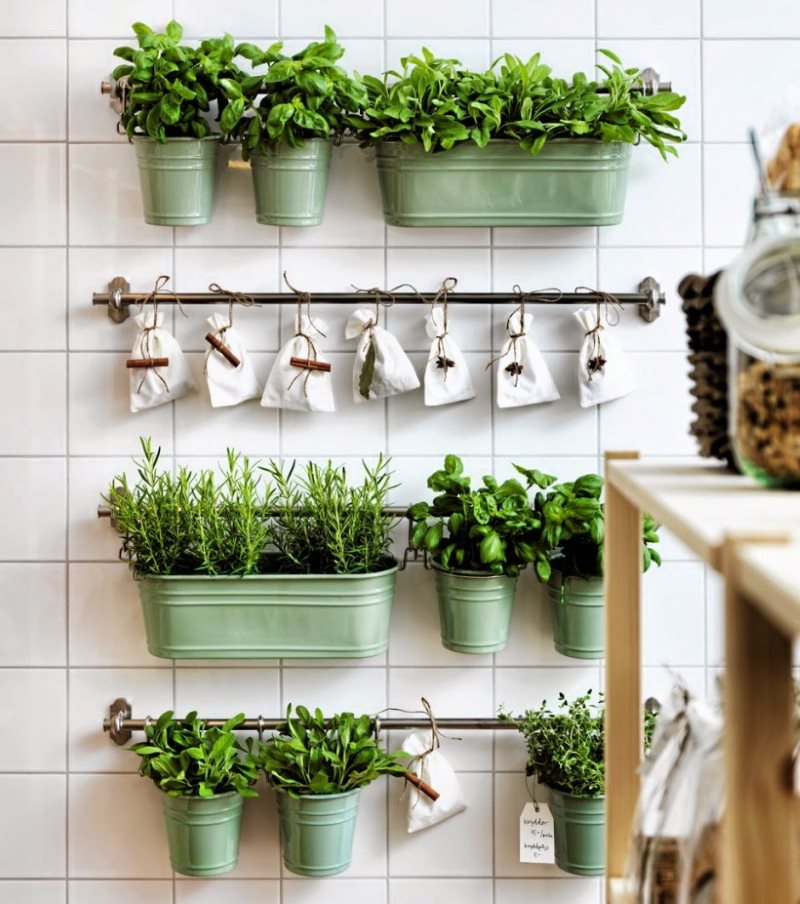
[250,139,331,226]
[133,135,220,226]
[161,791,244,877]
[375,139,631,227]
[549,789,605,877]
[547,570,604,660]
[276,788,361,877]
[433,565,517,654]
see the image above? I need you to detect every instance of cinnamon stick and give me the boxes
[126,357,169,369]
[205,332,241,368]
[404,772,440,802]
[290,356,331,373]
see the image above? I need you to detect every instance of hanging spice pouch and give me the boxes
[424,278,475,407]
[203,286,262,408]
[262,274,335,413]
[575,290,635,408]
[128,277,195,413]
[495,293,560,408]
[345,292,420,403]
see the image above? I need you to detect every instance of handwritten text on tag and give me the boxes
[519,801,555,863]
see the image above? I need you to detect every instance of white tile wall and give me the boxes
[0,0,752,899]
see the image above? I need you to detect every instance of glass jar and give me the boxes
[716,234,800,488]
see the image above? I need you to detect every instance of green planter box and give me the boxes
[277,788,361,877]
[433,565,517,654]
[547,571,605,660]
[375,139,631,227]
[137,565,397,660]
[549,789,605,877]
[133,135,220,226]
[250,139,331,226]
[161,791,244,877]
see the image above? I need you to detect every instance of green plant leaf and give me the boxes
[358,337,376,400]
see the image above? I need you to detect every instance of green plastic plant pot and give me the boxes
[132,135,220,226]
[161,791,244,877]
[249,139,331,226]
[375,139,631,227]
[136,565,397,660]
[547,570,605,660]
[276,788,361,877]
[433,565,517,654]
[548,789,605,877]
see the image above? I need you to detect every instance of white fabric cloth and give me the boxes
[424,308,475,406]
[575,308,635,407]
[204,313,261,408]
[261,313,335,413]
[402,731,467,834]
[495,310,560,408]
[345,308,420,403]
[129,310,195,413]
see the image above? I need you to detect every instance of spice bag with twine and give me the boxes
[205,313,262,408]
[496,309,559,408]
[424,306,475,407]
[345,308,420,403]
[262,313,334,412]
[129,310,195,412]
[402,730,467,833]
[575,306,635,407]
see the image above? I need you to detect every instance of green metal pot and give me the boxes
[549,789,605,877]
[133,135,220,226]
[161,791,244,877]
[249,139,331,225]
[547,570,605,660]
[137,564,397,660]
[433,565,517,654]
[375,139,631,227]
[276,788,361,877]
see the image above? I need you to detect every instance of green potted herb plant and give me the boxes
[259,705,406,876]
[348,49,685,227]
[534,473,661,660]
[104,438,398,660]
[219,27,366,225]
[409,455,556,654]
[130,710,258,876]
[112,21,242,225]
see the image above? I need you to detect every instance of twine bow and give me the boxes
[203,283,257,374]
[284,271,326,397]
[430,277,458,380]
[135,275,180,394]
[351,282,423,332]
[575,287,622,381]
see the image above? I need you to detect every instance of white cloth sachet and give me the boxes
[129,310,195,413]
[424,307,475,406]
[575,307,635,407]
[345,308,420,403]
[204,313,261,408]
[402,731,467,833]
[262,313,335,413]
[495,310,560,408]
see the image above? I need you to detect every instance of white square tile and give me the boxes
[0,775,66,878]
[0,882,66,903]
[69,144,172,246]
[280,1,383,37]
[643,562,705,666]
[599,352,695,455]
[391,879,493,904]
[69,40,129,142]
[703,0,800,37]
[68,2,170,37]
[389,772,493,876]
[0,248,66,351]
[706,568,724,667]
[281,666,387,714]
[387,224,490,248]
[0,565,65,666]
[386,38,491,71]
[0,458,65,560]
[492,225,596,248]
[642,666,706,705]
[0,354,66,454]
[0,670,66,770]
[388,454,493,507]
[703,143,755,247]
[599,0,699,36]
[68,352,174,455]
[174,668,281,718]
[281,247,385,296]
[69,563,162,666]
[495,877,601,903]
[492,0,594,37]
[0,144,66,245]
[386,0,488,37]
[0,40,66,139]
[175,0,278,37]
[68,669,173,773]
[1,1,65,36]
[176,880,280,903]
[69,774,172,877]
[69,881,173,904]
[68,456,138,561]
[387,248,491,297]
[283,879,386,904]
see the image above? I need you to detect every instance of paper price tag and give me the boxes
[519,801,555,864]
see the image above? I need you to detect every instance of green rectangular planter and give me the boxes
[549,789,605,877]
[250,139,331,226]
[375,139,631,227]
[161,791,244,877]
[136,565,397,660]
[433,565,517,654]
[547,571,605,660]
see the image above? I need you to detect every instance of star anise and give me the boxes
[505,362,524,376]
[587,355,607,375]
[436,356,456,370]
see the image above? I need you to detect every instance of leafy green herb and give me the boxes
[348,48,685,159]
[131,710,259,798]
[258,705,406,797]
[359,336,377,400]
